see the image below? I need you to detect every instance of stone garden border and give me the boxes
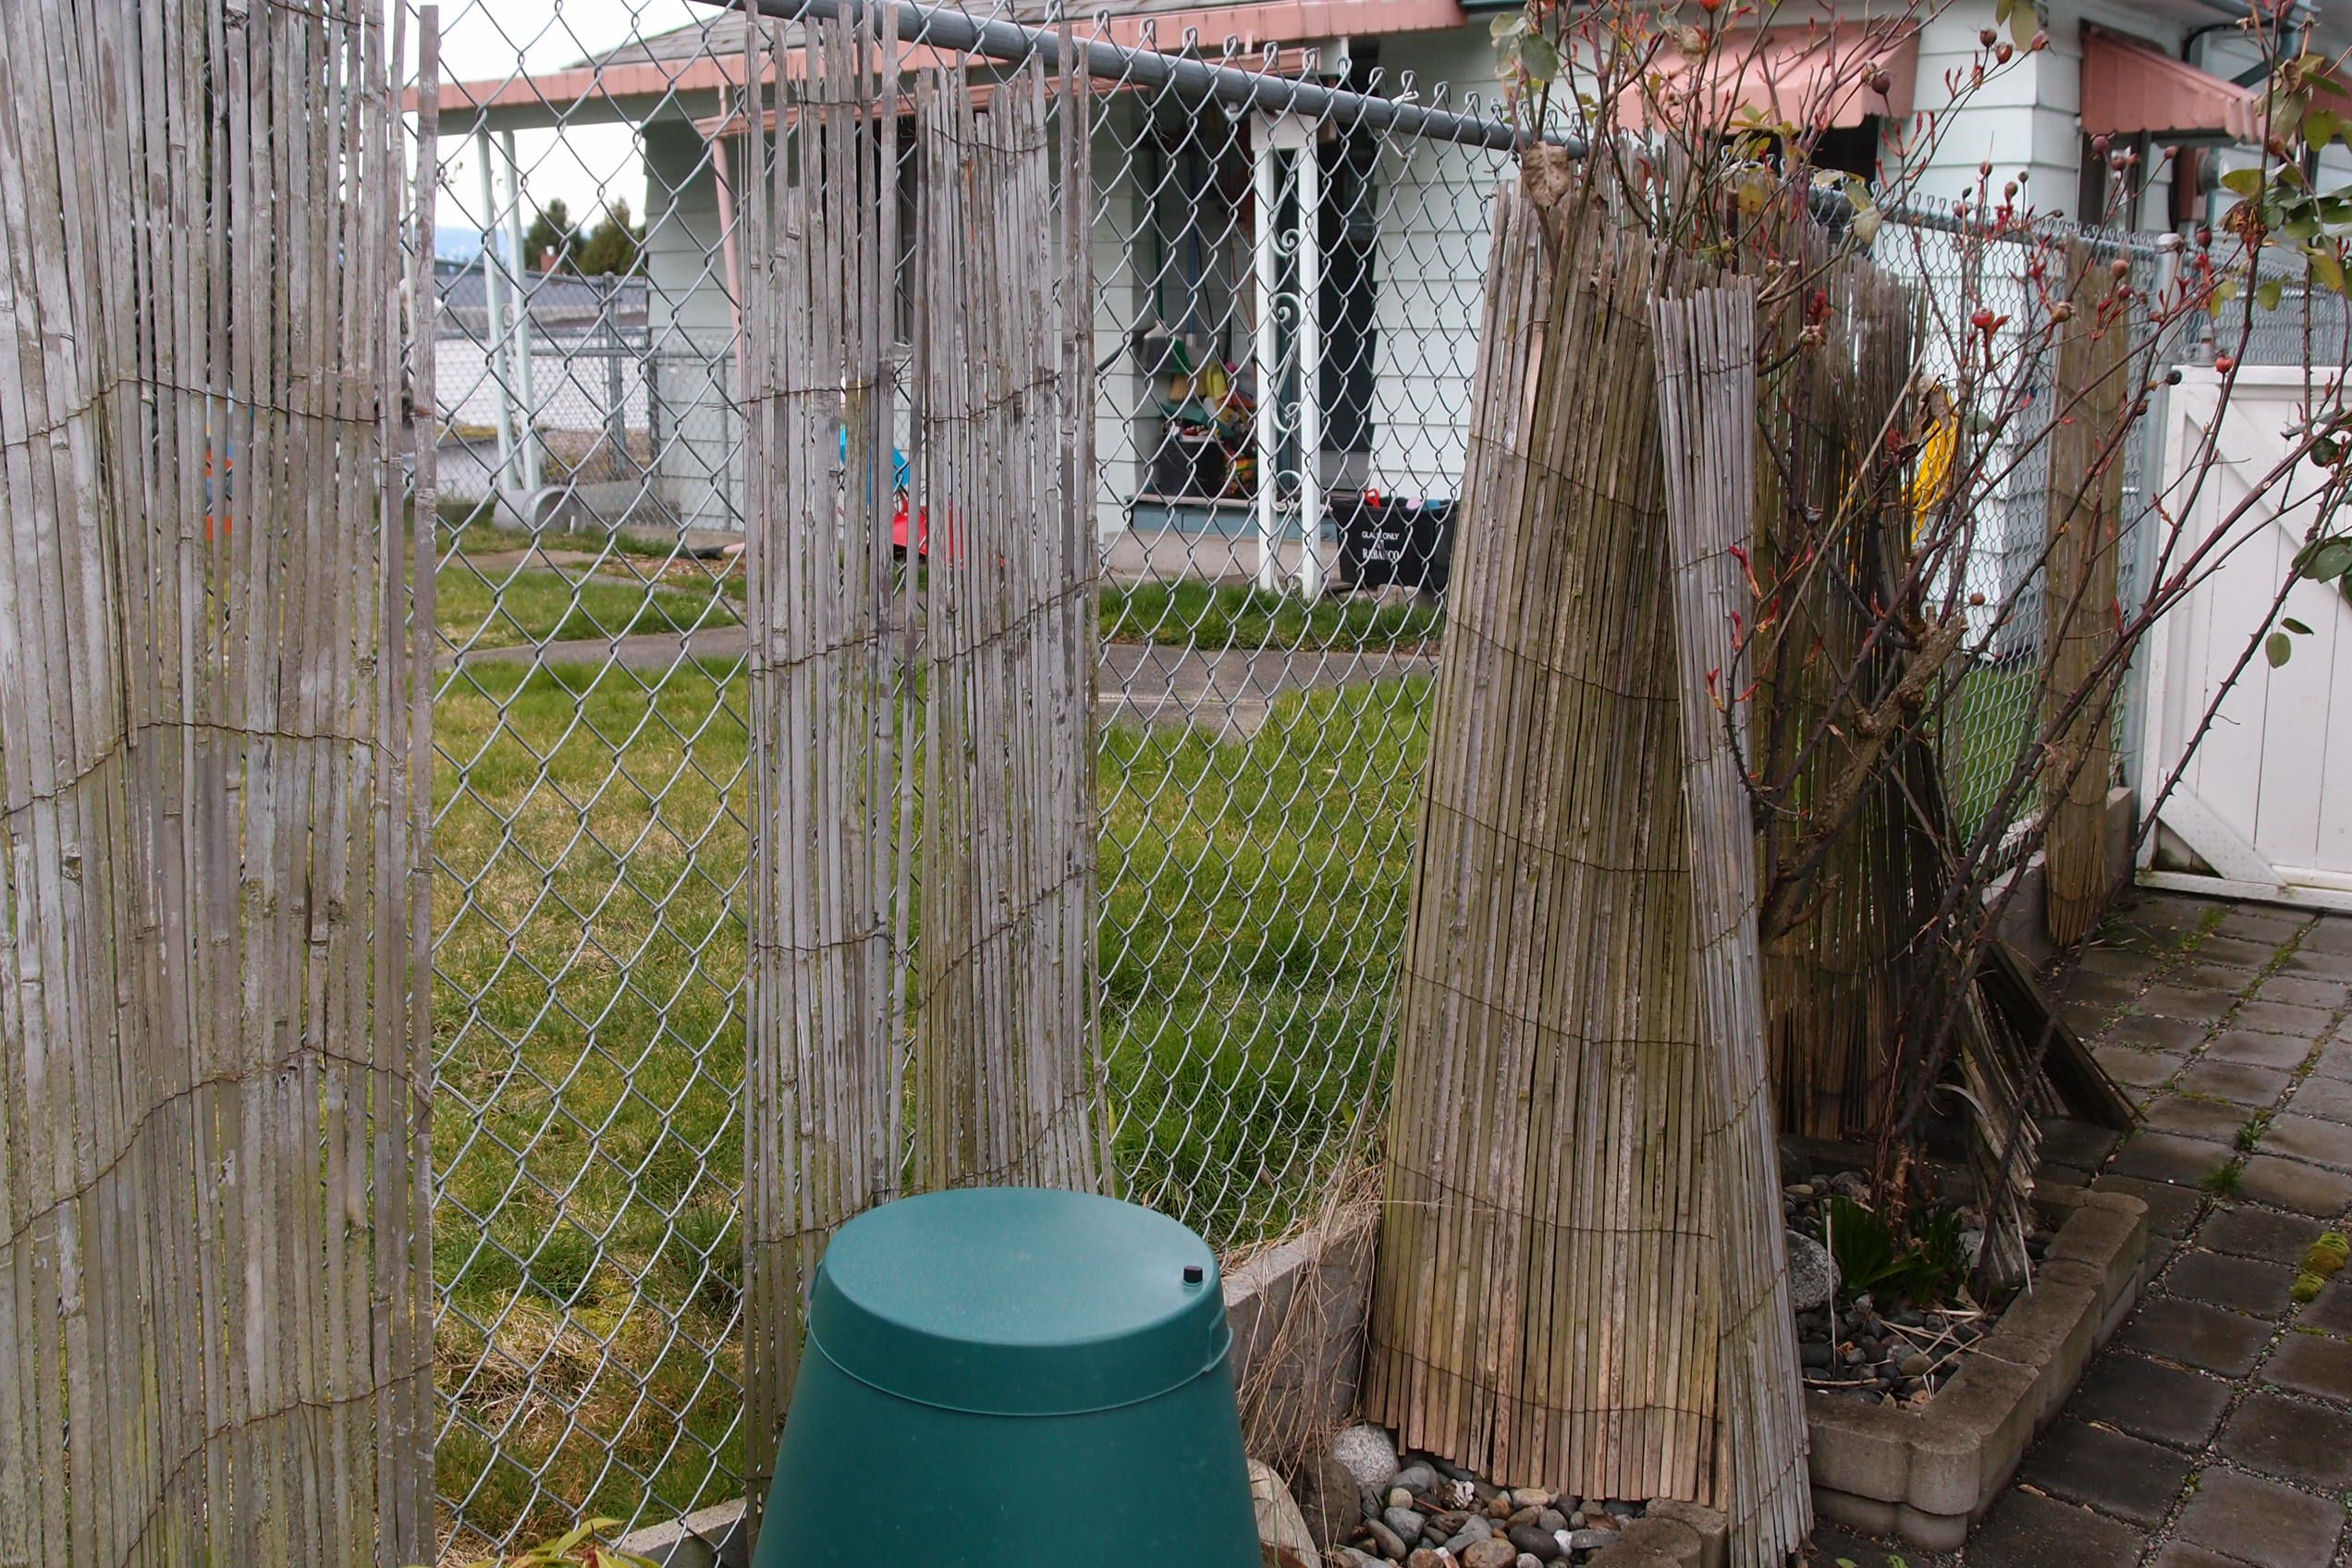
[1805,1185,2150,1550]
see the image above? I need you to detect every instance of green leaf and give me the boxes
[2284,616,2314,635]
[1517,31,1559,83]
[2309,108,2341,147]
[2258,278,2287,312]
[2268,631,2295,667]
[2297,538,2352,580]
[1488,10,1527,38]
[2311,250,2347,296]
[2222,166,2267,198]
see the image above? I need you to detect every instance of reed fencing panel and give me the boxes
[0,1,431,1562]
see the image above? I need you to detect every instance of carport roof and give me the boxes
[430,0,1468,125]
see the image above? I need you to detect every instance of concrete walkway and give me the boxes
[1812,893,2352,1568]
[445,630,1438,739]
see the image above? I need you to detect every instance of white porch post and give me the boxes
[1294,129,1325,602]
[475,129,521,494]
[1252,120,1282,594]
[500,129,544,495]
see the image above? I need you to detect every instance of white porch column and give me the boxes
[475,129,521,494]
[1252,122,1282,594]
[499,129,544,495]
[1294,129,1325,602]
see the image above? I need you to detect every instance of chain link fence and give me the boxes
[407,4,2176,1552]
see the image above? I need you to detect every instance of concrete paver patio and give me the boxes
[1808,892,2352,1568]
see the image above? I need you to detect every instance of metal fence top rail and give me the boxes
[691,0,2174,259]
[696,0,1562,151]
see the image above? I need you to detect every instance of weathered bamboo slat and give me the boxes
[2043,244,2131,949]
[741,5,908,1501]
[912,63,1109,1195]
[0,1,428,1561]
[1652,283,1811,1568]
[741,27,1107,1510]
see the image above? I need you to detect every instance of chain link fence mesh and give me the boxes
[405,4,2174,1552]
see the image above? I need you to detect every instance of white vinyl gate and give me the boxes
[2139,365,2352,910]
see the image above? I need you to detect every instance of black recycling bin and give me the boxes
[1334,492,1455,595]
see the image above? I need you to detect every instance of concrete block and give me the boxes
[1893,1502,1973,1552]
[1588,1517,1702,1568]
[1803,1394,1917,1504]
[1810,1485,1902,1537]
[1641,1499,1727,1568]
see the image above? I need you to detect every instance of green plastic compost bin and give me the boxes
[755,1187,1260,1567]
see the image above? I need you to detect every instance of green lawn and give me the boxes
[1942,658,2040,841]
[1101,579,1444,651]
[436,564,741,651]
[430,662,1432,1549]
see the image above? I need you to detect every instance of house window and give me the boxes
[2078,130,2153,226]
[1808,119,1882,182]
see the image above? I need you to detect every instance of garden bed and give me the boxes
[1801,1184,2149,1550]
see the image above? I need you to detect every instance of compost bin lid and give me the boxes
[806,1188,1228,1417]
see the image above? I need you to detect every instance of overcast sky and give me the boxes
[417,0,703,259]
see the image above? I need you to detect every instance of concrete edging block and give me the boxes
[1801,1190,2148,1550]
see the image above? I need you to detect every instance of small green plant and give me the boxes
[430,1518,658,1568]
[1823,1196,1968,1307]
[2236,1112,2272,1153]
[2198,1160,2245,1198]
[2293,1269,2325,1305]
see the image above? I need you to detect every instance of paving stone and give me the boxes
[2260,1114,2352,1171]
[2313,1041,2352,1083]
[2165,1249,2301,1318]
[2150,1095,2262,1144]
[2107,1012,2223,1052]
[2298,1278,2352,1335]
[2200,933,2294,969]
[2144,982,2244,1023]
[2173,962,2269,997]
[2098,1047,2185,1094]
[2264,1330,2352,1401]
[2297,917,2352,956]
[2174,1467,2346,1568]
[2249,973,2352,1011]
[2119,1295,2275,1376]
[2216,1390,2352,1489]
[2208,1031,2316,1070]
[1797,1524,1925,1567]
[2288,1075,2352,1122]
[1966,1488,2144,1568]
[2113,1130,2239,1185]
[2237,1155,2352,1218]
[2280,946,2352,981]
[2040,1117,2125,1171]
[2232,999,2339,1038]
[2093,1174,2208,1238]
[2017,1418,2193,1526]
[2181,1058,2295,1108]
[2218,906,2310,943]
[2147,1545,2260,1568]
[2079,944,2162,976]
[2069,971,2150,1014]
[2200,1205,2330,1262]
[2069,1352,2235,1447]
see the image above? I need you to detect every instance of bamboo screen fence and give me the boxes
[2043,246,2133,949]
[0,1,432,1563]
[1367,161,1840,1568]
[740,18,1105,1497]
